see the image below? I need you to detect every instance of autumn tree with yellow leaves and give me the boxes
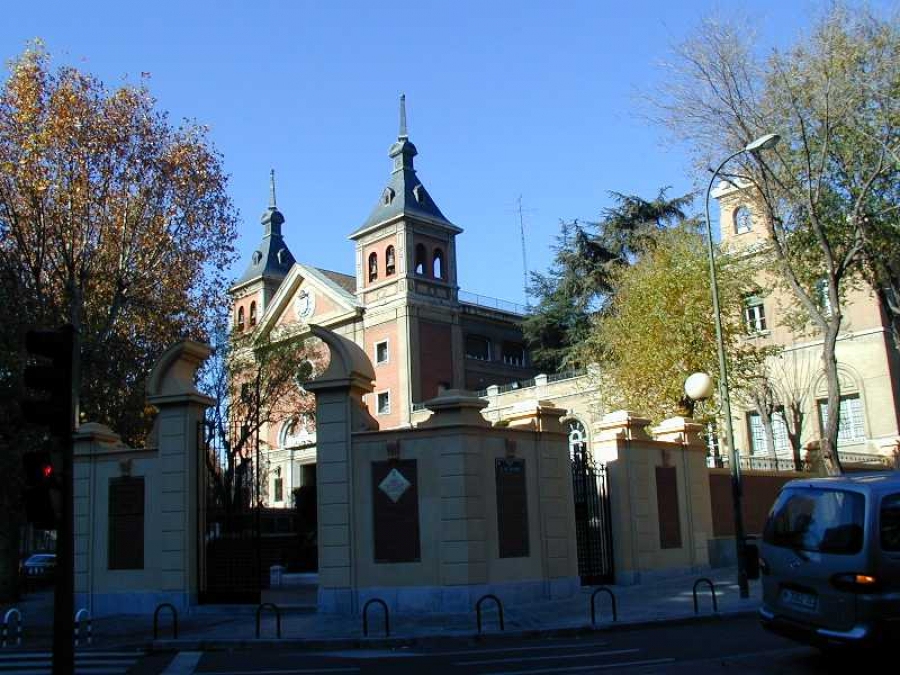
[0,43,237,600]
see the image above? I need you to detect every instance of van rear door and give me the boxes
[762,486,867,631]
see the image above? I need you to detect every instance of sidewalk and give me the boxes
[0,567,761,651]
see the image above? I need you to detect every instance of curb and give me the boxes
[148,607,760,652]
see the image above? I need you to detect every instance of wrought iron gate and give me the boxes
[570,433,615,585]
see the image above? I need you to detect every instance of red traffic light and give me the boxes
[42,464,53,478]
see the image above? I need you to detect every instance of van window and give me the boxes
[763,487,864,555]
[881,493,900,552]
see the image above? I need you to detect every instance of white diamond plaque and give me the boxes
[378,468,411,503]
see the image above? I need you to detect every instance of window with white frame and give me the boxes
[376,391,391,415]
[465,334,491,361]
[748,410,790,455]
[818,395,865,444]
[815,278,833,316]
[375,340,389,365]
[744,297,767,333]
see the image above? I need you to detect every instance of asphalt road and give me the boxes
[144,615,872,675]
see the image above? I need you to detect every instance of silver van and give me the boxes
[759,472,900,648]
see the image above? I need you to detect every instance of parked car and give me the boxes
[759,472,900,650]
[22,553,57,581]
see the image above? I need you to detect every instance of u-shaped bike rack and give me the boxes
[256,603,282,639]
[2,608,22,648]
[590,587,618,625]
[692,578,718,614]
[153,603,178,640]
[74,608,92,647]
[362,598,390,637]
[475,594,504,634]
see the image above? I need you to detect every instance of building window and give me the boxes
[568,420,587,461]
[414,244,427,276]
[249,301,257,327]
[432,248,444,279]
[733,206,752,234]
[816,278,833,316]
[237,307,245,332]
[376,391,391,415]
[368,252,378,283]
[465,335,491,361]
[375,340,389,365]
[502,341,526,366]
[744,297,767,333]
[273,467,283,503]
[818,395,865,444]
[748,410,790,455]
[386,246,396,276]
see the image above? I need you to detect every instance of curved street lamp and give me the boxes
[701,133,780,599]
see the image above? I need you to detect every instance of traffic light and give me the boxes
[22,448,58,530]
[22,325,75,437]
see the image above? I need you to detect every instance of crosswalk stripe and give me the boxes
[0,650,141,675]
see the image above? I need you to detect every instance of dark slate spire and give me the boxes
[261,169,285,237]
[234,170,295,287]
[351,96,460,238]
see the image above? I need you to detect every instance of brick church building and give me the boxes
[228,97,535,505]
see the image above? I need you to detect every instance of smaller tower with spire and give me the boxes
[229,170,296,331]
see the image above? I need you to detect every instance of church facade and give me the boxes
[229,98,536,506]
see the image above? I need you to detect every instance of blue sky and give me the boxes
[2,1,888,305]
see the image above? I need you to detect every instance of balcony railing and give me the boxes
[459,291,527,316]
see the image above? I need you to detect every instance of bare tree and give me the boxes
[652,7,900,474]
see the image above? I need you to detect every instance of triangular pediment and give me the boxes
[255,262,361,341]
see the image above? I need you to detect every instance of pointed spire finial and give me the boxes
[269,169,277,208]
[399,94,408,140]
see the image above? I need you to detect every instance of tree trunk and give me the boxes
[785,403,805,471]
[761,413,777,459]
[820,324,844,475]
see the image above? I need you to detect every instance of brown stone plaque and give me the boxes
[496,458,529,558]
[656,466,682,549]
[108,476,144,570]
[372,460,420,563]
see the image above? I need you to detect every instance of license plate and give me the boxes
[781,588,818,612]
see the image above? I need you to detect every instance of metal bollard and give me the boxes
[692,578,718,614]
[255,603,282,639]
[153,603,178,640]
[475,594,504,634]
[74,608,92,647]
[2,608,23,648]
[362,598,390,637]
[590,587,618,625]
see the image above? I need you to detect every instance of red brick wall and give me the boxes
[709,470,800,537]
[418,320,453,402]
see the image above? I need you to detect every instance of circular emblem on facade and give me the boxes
[294,289,315,319]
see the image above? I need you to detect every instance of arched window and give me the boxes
[368,252,378,283]
[568,419,588,461]
[385,246,396,276]
[414,244,427,275]
[249,301,257,327]
[432,248,444,279]
[237,307,245,331]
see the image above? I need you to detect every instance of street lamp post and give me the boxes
[700,133,780,599]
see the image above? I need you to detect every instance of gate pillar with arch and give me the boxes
[303,324,378,614]
[594,411,714,585]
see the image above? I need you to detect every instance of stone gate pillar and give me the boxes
[304,325,377,613]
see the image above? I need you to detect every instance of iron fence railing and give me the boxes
[458,291,527,316]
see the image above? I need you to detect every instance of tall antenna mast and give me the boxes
[516,195,530,308]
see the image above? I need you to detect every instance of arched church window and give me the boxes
[252,250,263,265]
[237,306,245,332]
[433,248,444,279]
[249,301,257,327]
[415,244,427,276]
[368,252,378,283]
[386,246,396,276]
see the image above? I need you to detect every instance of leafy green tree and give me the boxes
[654,6,900,474]
[523,189,692,372]
[580,224,769,422]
